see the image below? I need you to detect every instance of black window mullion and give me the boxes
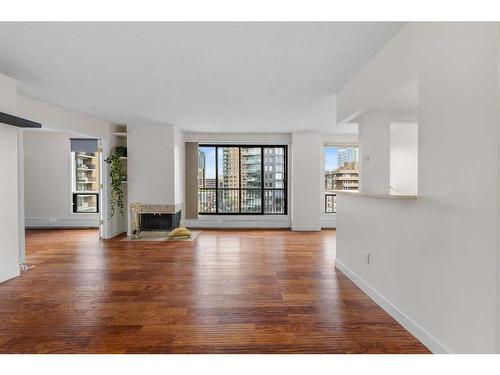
[238,146,242,214]
[260,146,264,215]
[215,146,219,213]
[284,146,287,215]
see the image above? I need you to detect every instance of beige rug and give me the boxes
[121,230,201,242]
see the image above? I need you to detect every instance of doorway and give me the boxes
[22,130,104,252]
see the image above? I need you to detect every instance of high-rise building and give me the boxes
[332,161,359,191]
[240,147,262,212]
[337,147,358,166]
[204,178,216,188]
[220,147,239,188]
[263,147,285,213]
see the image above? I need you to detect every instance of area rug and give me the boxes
[121,230,201,242]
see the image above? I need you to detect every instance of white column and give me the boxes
[18,130,26,263]
[291,131,322,231]
[0,73,20,282]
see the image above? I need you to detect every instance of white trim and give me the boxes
[320,214,336,229]
[25,216,99,228]
[291,225,321,231]
[0,265,20,283]
[335,259,451,354]
[186,215,290,229]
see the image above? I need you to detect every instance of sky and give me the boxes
[200,146,216,178]
[325,146,339,171]
[201,146,344,177]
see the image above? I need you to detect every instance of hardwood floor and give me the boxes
[0,228,429,354]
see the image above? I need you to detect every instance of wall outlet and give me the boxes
[363,252,370,264]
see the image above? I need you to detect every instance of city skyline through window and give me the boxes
[198,145,287,215]
[324,146,359,213]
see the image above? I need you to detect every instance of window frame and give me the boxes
[323,144,359,214]
[72,193,100,213]
[198,144,288,215]
[71,150,100,214]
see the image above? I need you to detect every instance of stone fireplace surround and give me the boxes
[130,202,182,237]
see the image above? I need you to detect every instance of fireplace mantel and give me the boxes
[137,204,181,214]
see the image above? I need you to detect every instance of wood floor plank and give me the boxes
[0,228,430,354]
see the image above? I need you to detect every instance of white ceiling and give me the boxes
[0,22,403,133]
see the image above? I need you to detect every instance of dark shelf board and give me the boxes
[0,112,42,128]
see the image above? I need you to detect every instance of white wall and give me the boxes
[127,123,184,233]
[291,131,322,231]
[128,123,176,206]
[390,123,418,194]
[497,23,500,354]
[23,131,99,228]
[0,125,20,282]
[0,73,20,282]
[107,128,127,238]
[184,131,358,229]
[336,23,498,353]
[0,73,17,112]
[357,112,392,193]
[17,95,121,238]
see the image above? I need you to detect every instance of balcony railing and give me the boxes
[198,188,286,214]
[218,188,240,213]
[199,188,217,213]
[264,189,285,214]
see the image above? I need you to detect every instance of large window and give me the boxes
[324,146,359,213]
[198,145,287,215]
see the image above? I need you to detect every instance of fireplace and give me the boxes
[130,202,182,237]
[139,212,181,232]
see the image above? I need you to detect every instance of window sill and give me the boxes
[333,190,418,200]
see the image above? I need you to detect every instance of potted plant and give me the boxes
[105,147,127,216]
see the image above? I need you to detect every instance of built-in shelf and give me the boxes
[77,168,96,171]
[111,132,127,138]
[333,190,418,200]
[121,181,128,184]
[119,156,128,160]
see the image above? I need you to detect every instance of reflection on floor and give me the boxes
[0,228,429,353]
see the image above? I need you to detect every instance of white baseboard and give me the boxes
[106,228,126,239]
[335,259,451,354]
[0,265,20,284]
[291,225,321,231]
[320,217,336,229]
[26,216,99,228]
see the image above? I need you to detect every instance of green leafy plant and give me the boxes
[105,147,127,216]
